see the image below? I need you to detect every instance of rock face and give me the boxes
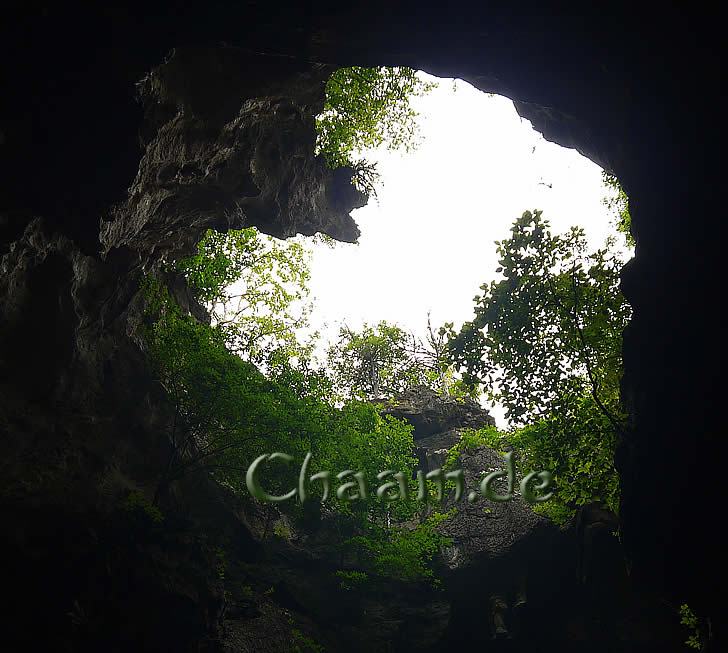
[382,385,497,471]
[382,387,548,569]
[382,385,496,439]
[384,389,685,650]
[100,48,366,268]
[100,48,364,264]
[378,391,531,641]
[0,45,367,653]
[385,390,558,643]
[438,446,551,569]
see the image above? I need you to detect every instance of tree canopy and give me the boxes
[602,171,633,247]
[326,318,472,402]
[316,67,436,195]
[447,210,630,520]
[177,227,312,364]
[326,321,425,401]
[143,234,448,584]
[448,210,629,428]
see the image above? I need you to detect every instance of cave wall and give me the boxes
[1,2,725,649]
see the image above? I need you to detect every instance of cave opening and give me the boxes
[1,5,724,652]
[162,65,643,649]
[304,70,634,427]
[355,73,634,648]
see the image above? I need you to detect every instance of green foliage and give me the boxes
[509,397,619,522]
[177,227,312,363]
[121,490,164,524]
[143,277,293,497]
[444,418,616,524]
[448,210,629,521]
[443,426,503,470]
[316,67,436,172]
[291,628,324,653]
[335,570,369,590]
[414,313,475,399]
[314,402,420,528]
[143,280,447,596]
[326,318,469,402]
[449,210,629,427]
[142,277,421,521]
[503,395,619,524]
[143,226,452,589]
[326,321,426,400]
[272,521,292,540]
[679,603,703,650]
[347,511,453,585]
[602,172,634,247]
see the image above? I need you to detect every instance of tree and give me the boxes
[602,171,634,247]
[143,279,421,512]
[410,313,477,400]
[326,321,424,400]
[449,210,629,427]
[146,221,451,582]
[142,278,282,502]
[177,227,312,364]
[447,210,630,520]
[316,67,436,194]
[327,318,475,402]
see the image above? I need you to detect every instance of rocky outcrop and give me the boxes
[382,385,495,438]
[101,47,364,264]
[381,389,554,641]
[382,385,496,471]
[0,44,367,653]
[382,389,686,649]
[438,446,552,569]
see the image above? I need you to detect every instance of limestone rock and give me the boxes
[381,385,495,440]
[100,47,365,264]
[438,446,552,570]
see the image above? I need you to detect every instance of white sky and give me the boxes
[303,73,628,426]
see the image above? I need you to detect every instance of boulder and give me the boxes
[381,385,495,439]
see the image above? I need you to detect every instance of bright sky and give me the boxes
[304,73,628,426]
